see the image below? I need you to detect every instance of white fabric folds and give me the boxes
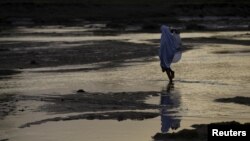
[159,25,182,69]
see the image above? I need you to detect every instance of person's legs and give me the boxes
[169,68,175,79]
[161,66,165,72]
[165,68,173,83]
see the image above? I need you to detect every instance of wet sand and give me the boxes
[0,25,250,141]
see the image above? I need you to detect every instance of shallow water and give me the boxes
[0,26,250,141]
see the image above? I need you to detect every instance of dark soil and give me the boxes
[215,96,250,106]
[153,121,250,141]
[19,111,159,128]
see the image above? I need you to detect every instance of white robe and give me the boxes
[159,25,178,69]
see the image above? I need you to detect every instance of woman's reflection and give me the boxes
[160,82,181,133]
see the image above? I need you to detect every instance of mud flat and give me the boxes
[0,91,160,122]
[19,111,159,128]
[0,24,249,141]
[0,94,17,119]
[23,91,160,112]
[215,96,250,106]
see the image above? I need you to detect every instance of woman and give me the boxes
[159,25,181,83]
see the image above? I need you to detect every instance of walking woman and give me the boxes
[159,25,182,83]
